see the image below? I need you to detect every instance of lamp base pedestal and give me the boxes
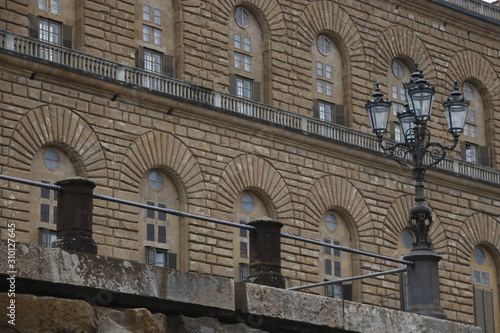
[403,250,447,319]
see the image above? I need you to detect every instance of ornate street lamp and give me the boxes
[365,63,469,319]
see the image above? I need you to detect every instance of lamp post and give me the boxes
[365,63,469,319]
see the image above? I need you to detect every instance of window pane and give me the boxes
[51,0,60,14]
[143,5,151,21]
[147,223,155,241]
[158,203,167,221]
[44,150,60,170]
[39,20,49,42]
[325,259,332,275]
[148,171,163,191]
[240,221,247,238]
[244,37,251,52]
[333,241,340,256]
[143,26,151,42]
[324,239,331,255]
[156,251,166,267]
[316,62,323,77]
[325,65,332,80]
[334,261,341,277]
[240,242,248,258]
[235,7,249,27]
[474,247,486,265]
[154,8,162,24]
[154,29,162,46]
[40,204,50,222]
[234,53,242,69]
[392,85,399,99]
[326,213,337,231]
[39,0,48,11]
[473,270,481,283]
[53,206,58,224]
[41,181,51,199]
[234,34,241,49]
[317,80,324,94]
[49,22,59,44]
[147,201,155,219]
[244,55,252,72]
[326,82,333,96]
[158,225,166,243]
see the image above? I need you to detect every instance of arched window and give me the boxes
[30,146,78,247]
[228,6,264,104]
[136,0,176,82]
[312,34,345,126]
[460,82,490,167]
[471,246,499,333]
[320,211,352,300]
[233,190,270,282]
[387,59,412,142]
[397,229,415,311]
[140,169,180,269]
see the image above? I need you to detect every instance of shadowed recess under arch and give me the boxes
[8,105,108,182]
[456,213,500,265]
[210,0,286,38]
[120,131,205,200]
[372,25,435,82]
[294,1,365,60]
[302,175,370,244]
[215,154,293,221]
[446,50,500,110]
[383,195,448,257]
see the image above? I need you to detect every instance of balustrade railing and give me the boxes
[1,30,499,185]
[435,0,500,21]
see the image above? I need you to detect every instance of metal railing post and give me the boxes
[53,177,97,254]
[246,217,285,288]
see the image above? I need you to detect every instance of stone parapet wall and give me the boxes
[0,242,481,333]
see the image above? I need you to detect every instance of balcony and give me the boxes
[1,30,499,186]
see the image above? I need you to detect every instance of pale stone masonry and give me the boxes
[0,0,499,330]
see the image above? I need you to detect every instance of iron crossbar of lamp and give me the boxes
[365,63,469,251]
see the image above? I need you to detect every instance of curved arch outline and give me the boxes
[8,105,108,182]
[119,131,205,203]
[372,25,436,82]
[215,154,293,221]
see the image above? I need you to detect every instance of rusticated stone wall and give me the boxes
[0,0,499,328]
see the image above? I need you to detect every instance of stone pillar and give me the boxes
[246,217,285,288]
[52,177,97,255]
[403,250,446,319]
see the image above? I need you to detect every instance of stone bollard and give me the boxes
[246,217,285,288]
[52,177,97,254]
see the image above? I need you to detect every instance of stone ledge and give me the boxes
[235,283,481,333]
[0,241,234,312]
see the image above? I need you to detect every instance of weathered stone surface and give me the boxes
[235,282,344,328]
[0,293,96,333]
[0,242,235,312]
[169,315,269,333]
[343,301,481,333]
[95,307,167,333]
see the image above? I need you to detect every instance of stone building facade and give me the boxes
[0,0,499,331]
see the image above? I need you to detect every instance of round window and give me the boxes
[463,82,474,100]
[317,35,331,56]
[43,149,60,170]
[235,7,249,28]
[392,60,404,79]
[148,171,163,191]
[325,213,337,231]
[242,193,255,212]
[402,230,414,249]
[474,247,486,265]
